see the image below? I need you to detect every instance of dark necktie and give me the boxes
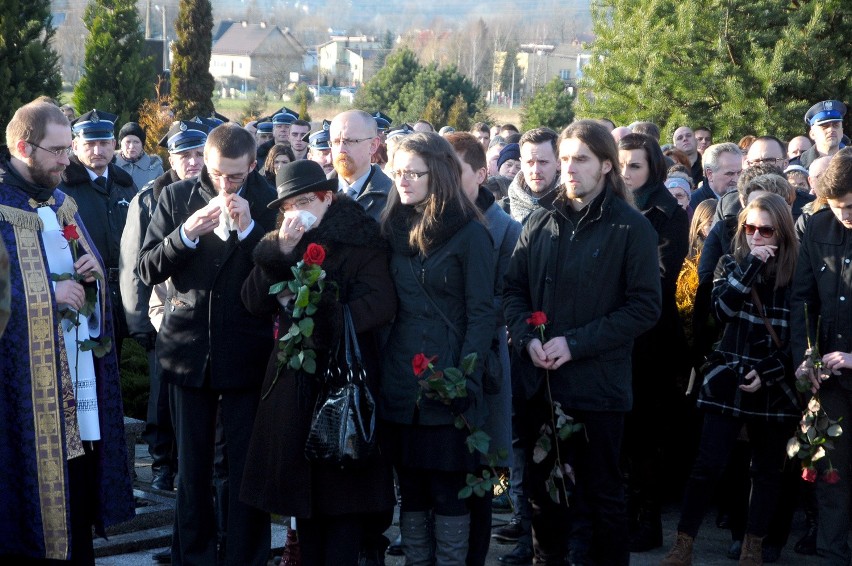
[94,176,107,190]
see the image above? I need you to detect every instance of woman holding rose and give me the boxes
[379,132,496,565]
[240,160,397,565]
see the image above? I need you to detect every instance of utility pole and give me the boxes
[145,0,151,39]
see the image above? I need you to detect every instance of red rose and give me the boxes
[526,311,548,327]
[802,467,817,483]
[303,243,326,266]
[62,224,80,242]
[823,468,841,485]
[412,353,437,376]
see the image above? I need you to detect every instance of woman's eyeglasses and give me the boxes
[391,170,429,181]
[742,223,776,238]
[281,194,318,211]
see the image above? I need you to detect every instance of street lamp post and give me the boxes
[154,4,168,72]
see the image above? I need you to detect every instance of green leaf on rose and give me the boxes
[295,285,310,308]
[298,317,315,337]
[465,430,491,455]
[269,281,286,295]
[460,352,478,375]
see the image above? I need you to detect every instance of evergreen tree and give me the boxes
[170,0,215,119]
[355,48,421,118]
[72,0,154,125]
[498,42,521,101]
[578,0,852,141]
[422,96,445,127]
[447,94,472,131]
[521,78,575,131]
[356,48,487,125]
[0,0,61,126]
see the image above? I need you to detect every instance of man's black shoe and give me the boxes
[497,542,533,565]
[492,517,525,543]
[153,549,171,563]
[151,471,174,491]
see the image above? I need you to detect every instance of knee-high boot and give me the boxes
[400,511,433,566]
[434,514,470,566]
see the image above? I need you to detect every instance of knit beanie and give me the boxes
[118,122,146,146]
[497,143,521,171]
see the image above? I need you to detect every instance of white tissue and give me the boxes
[283,209,317,231]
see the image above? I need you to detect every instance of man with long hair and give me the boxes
[503,120,661,566]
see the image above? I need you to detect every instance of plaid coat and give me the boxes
[697,254,800,421]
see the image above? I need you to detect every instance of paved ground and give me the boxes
[96,443,823,565]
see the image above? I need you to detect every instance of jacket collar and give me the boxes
[61,156,134,189]
[635,181,681,219]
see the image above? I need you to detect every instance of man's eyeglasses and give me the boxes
[330,137,373,148]
[209,170,248,184]
[742,223,776,238]
[391,170,429,181]
[281,194,318,211]
[28,141,73,157]
[747,157,784,166]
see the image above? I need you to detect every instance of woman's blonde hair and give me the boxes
[688,199,715,259]
[732,193,798,289]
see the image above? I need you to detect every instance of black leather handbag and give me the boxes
[304,305,377,464]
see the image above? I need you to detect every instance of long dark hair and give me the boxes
[559,120,631,204]
[381,132,482,255]
[618,133,667,186]
[732,193,798,289]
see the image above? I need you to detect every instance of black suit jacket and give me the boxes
[138,168,277,389]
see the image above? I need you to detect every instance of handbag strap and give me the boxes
[408,256,462,339]
[342,305,363,369]
[750,288,782,349]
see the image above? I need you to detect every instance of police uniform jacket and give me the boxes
[59,157,136,270]
[119,169,181,340]
[503,186,662,411]
[137,168,277,389]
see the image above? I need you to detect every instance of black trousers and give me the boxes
[298,513,366,565]
[523,400,628,566]
[144,349,177,474]
[169,383,270,566]
[677,412,790,539]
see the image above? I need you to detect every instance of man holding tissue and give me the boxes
[138,123,277,565]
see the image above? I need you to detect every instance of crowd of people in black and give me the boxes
[2,94,852,566]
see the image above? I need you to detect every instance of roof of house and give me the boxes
[212,22,305,56]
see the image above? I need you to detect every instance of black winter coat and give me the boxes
[59,157,136,270]
[138,168,277,389]
[503,187,662,411]
[239,196,397,518]
[380,211,496,428]
[632,182,690,401]
[792,207,852,390]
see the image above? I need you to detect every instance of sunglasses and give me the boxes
[742,223,776,238]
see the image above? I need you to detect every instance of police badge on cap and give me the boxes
[271,106,299,125]
[158,120,211,153]
[805,100,847,127]
[71,109,118,141]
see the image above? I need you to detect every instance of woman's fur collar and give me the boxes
[253,195,387,281]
